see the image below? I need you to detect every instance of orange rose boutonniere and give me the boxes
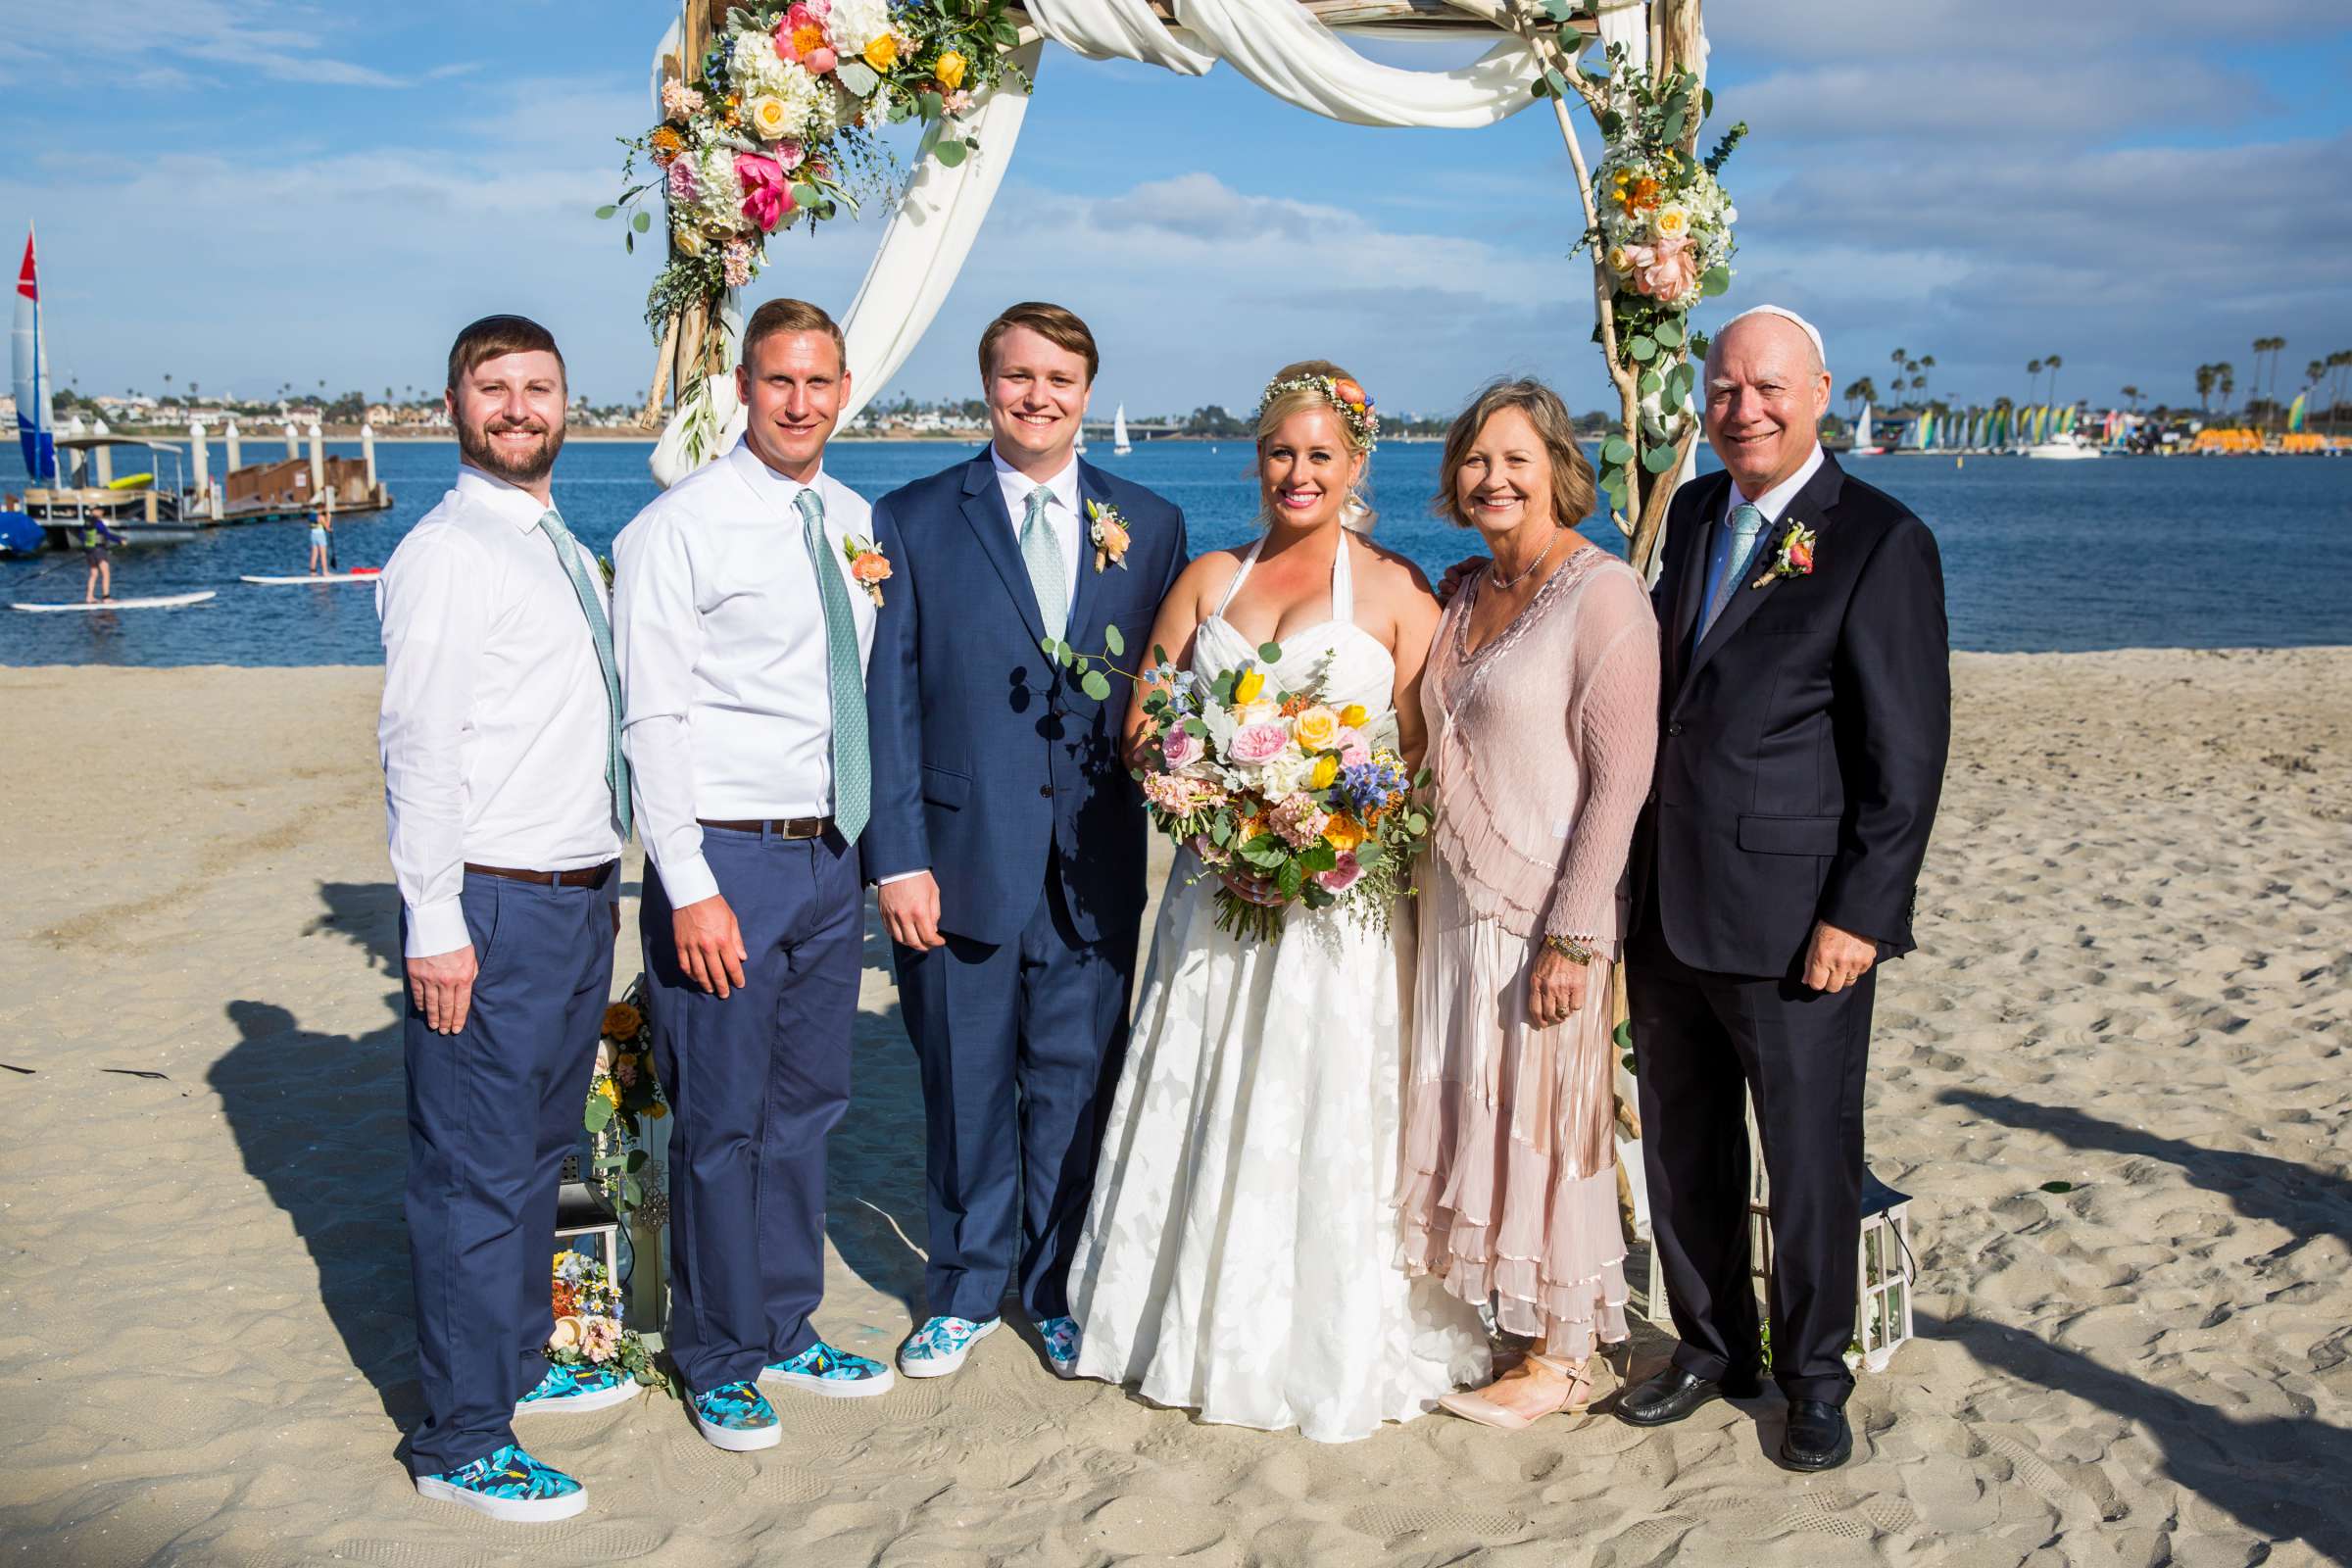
[1751,520,1818,589]
[841,534,893,607]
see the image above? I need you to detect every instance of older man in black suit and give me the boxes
[1619,306,1949,1471]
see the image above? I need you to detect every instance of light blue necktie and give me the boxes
[1698,502,1766,645]
[536,510,630,842]
[1019,484,1068,641]
[794,487,870,844]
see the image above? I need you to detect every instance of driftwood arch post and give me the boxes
[618,0,1740,1250]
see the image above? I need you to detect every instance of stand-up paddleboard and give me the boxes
[11,590,217,612]
[240,570,380,585]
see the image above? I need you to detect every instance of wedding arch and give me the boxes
[609,0,1742,1266]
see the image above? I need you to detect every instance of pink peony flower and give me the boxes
[734,153,794,232]
[1314,851,1363,895]
[1160,727,1202,768]
[1227,722,1290,765]
[808,45,838,74]
[1335,727,1371,768]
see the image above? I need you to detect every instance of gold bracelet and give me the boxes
[1544,934,1595,965]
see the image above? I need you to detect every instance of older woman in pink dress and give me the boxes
[1399,379,1660,1427]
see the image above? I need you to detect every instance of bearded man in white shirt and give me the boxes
[376,316,634,1523]
[611,298,895,1454]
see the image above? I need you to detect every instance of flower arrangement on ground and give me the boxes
[585,981,667,1225]
[607,0,1028,338]
[547,1250,660,1386]
[1129,643,1432,942]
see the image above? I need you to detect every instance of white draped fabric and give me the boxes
[650,1,1557,483]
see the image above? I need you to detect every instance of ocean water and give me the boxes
[3,437,2347,666]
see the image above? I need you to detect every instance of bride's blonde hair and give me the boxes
[1253,359,1378,533]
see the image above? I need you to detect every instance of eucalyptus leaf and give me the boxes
[1612,1018,1634,1053]
[934,138,968,169]
[790,182,818,209]
[595,204,618,220]
[1080,669,1111,702]
[623,1175,644,1206]
[1642,442,1680,473]
[631,211,652,233]
[1103,623,1125,657]
[1639,369,1662,398]
[1700,266,1732,297]
[1040,636,1058,659]
[1258,642,1284,663]
[1543,66,1571,99]
[917,88,943,120]
[626,1148,649,1171]
[1600,435,1635,466]
[1663,108,1686,143]
[584,1098,613,1134]
[1152,643,1170,665]
[1627,334,1657,363]
[1656,319,1686,349]
[1057,642,1077,668]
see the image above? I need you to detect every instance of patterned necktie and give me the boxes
[1699,502,1767,644]
[1019,484,1068,641]
[535,510,631,841]
[794,486,870,844]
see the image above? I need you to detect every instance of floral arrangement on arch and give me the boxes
[585,982,667,1225]
[606,0,1029,331]
[548,1250,660,1386]
[1573,43,1745,517]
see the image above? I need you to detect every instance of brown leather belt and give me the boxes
[465,859,618,888]
[697,815,833,840]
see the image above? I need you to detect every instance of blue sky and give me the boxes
[4,1,2348,417]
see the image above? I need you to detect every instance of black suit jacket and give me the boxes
[1630,452,1950,978]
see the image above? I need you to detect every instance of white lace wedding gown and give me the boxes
[1067,535,1492,1444]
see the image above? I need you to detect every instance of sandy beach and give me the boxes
[0,649,2345,1567]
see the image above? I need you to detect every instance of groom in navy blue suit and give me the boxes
[863,302,1186,1380]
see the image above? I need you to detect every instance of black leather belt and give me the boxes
[465,859,618,888]
[697,815,832,840]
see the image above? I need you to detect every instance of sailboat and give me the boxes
[1849,403,1885,457]
[1113,403,1132,457]
[13,225,54,489]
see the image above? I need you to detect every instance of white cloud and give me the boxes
[11,0,409,89]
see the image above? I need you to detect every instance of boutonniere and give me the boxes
[1750,520,1817,589]
[840,534,892,608]
[1086,499,1131,572]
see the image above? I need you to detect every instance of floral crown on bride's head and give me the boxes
[1257,371,1379,453]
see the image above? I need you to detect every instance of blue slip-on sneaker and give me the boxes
[414,1444,588,1523]
[760,1341,897,1399]
[1037,1315,1082,1380]
[690,1380,782,1451]
[897,1315,1000,1379]
[514,1361,641,1418]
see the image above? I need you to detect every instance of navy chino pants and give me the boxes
[403,868,616,1476]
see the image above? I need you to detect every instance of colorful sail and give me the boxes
[12,226,54,484]
[2287,393,2307,432]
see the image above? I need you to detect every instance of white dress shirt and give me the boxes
[612,439,878,909]
[1702,440,1825,613]
[376,466,623,958]
[990,443,1081,611]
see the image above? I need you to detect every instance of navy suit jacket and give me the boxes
[1630,451,1951,977]
[863,450,1188,947]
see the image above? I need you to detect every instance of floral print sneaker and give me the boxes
[514,1361,641,1417]
[760,1341,897,1398]
[897,1315,999,1379]
[414,1444,587,1523]
[1036,1316,1082,1379]
[690,1380,782,1451]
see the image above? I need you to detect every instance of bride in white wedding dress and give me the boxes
[1066,363,1491,1443]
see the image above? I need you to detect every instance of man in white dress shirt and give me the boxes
[376,316,633,1523]
[612,298,895,1453]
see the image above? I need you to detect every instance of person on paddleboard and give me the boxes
[308,493,336,577]
[82,516,122,603]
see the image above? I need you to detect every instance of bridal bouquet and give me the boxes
[546,1250,659,1387]
[1133,646,1431,942]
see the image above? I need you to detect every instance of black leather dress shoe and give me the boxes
[1616,1366,1761,1427]
[1779,1398,1853,1470]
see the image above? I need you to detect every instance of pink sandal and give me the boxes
[1439,1353,1606,1430]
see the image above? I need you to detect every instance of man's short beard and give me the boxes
[458,417,565,486]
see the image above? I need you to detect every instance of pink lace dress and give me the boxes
[1398,544,1660,1357]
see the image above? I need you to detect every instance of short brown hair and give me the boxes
[1433,378,1595,530]
[742,297,846,372]
[978,302,1099,384]
[446,315,564,394]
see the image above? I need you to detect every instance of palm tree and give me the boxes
[2327,350,2352,433]
[1918,354,1936,405]
[2043,353,2064,412]
[2027,359,2042,406]
[1841,376,1879,418]
[2194,364,2216,413]
[2121,384,2141,413]
[2216,362,2235,417]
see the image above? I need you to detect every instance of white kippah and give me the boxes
[1718,304,1826,368]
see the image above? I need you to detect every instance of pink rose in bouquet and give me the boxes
[1227,722,1289,765]
[1335,728,1371,768]
[1161,726,1203,768]
[1313,851,1363,895]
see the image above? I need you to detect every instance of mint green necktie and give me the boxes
[794,486,870,843]
[1699,502,1766,643]
[536,510,630,842]
[1019,484,1067,640]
